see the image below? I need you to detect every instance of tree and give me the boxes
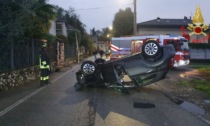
[56,6,86,35]
[78,32,98,56]
[0,0,57,70]
[67,30,81,45]
[92,27,112,41]
[91,28,97,36]
[22,0,57,38]
[113,8,134,37]
[98,27,110,41]
[0,1,27,38]
[0,0,57,39]
[56,6,89,49]
[82,33,96,54]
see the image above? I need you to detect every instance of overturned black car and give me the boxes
[74,40,176,93]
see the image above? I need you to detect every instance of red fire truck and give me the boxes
[110,35,190,67]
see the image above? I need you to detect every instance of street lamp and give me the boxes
[107,34,110,38]
[108,26,113,39]
[109,26,113,30]
[68,29,80,63]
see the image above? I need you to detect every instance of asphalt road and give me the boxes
[0,57,209,126]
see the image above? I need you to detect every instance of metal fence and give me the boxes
[65,43,76,59]
[0,38,76,73]
[0,38,41,72]
[190,48,210,60]
[0,39,11,72]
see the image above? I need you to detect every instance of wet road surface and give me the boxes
[0,60,209,126]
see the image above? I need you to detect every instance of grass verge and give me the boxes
[179,79,210,96]
[179,65,210,96]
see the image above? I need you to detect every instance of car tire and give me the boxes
[142,40,160,58]
[153,46,164,61]
[74,82,83,91]
[76,72,86,85]
[81,61,97,75]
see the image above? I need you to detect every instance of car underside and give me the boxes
[74,40,176,93]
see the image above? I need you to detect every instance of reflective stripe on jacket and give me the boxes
[39,56,50,69]
[39,49,50,69]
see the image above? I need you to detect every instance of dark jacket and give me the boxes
[39,48,50,69]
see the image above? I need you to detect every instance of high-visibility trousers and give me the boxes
[40,68,49,81]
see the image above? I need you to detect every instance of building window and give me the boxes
[56,30,62,35]
[56,23,62,35]
[56,23,62,30]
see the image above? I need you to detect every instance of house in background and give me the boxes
[49,19,67,67]
[137,16,210,43]
[49,19,81,67]
[91,36,98,49]
[90,35,108,52]
[97,41,107,51]
[89,28,109,52]
[49,19,77,37]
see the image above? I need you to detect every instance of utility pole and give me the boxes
[133,0,137,35]
[75,32,79,63]
[69,29,80,63]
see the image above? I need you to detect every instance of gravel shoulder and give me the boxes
[154,66,210,119]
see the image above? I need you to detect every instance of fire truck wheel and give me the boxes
[142,40,160,58]
[81,61,97,75]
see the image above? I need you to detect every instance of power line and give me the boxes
[75,3,133,11]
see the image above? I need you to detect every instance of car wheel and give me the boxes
[81,61,97,75]
[142,40,160,58]
[76,72,86,85]
[95,58,105,64]
[74,82,83,91]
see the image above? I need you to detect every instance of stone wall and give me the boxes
[65,58,76,67]
[0,66,40,92]
[0,58,78,92]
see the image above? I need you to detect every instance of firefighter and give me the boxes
[93,50,98,60]
[105,47,111,59]
[39,42,50,86]
[99,50,104,58]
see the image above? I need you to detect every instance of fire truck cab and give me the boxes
[110,35,190,67]
[159,35,190,67]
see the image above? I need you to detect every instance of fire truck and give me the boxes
[110,34,190,67]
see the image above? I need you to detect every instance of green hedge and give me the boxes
[189,43,210,49]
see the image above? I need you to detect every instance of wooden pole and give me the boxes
[133,0,137,35]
